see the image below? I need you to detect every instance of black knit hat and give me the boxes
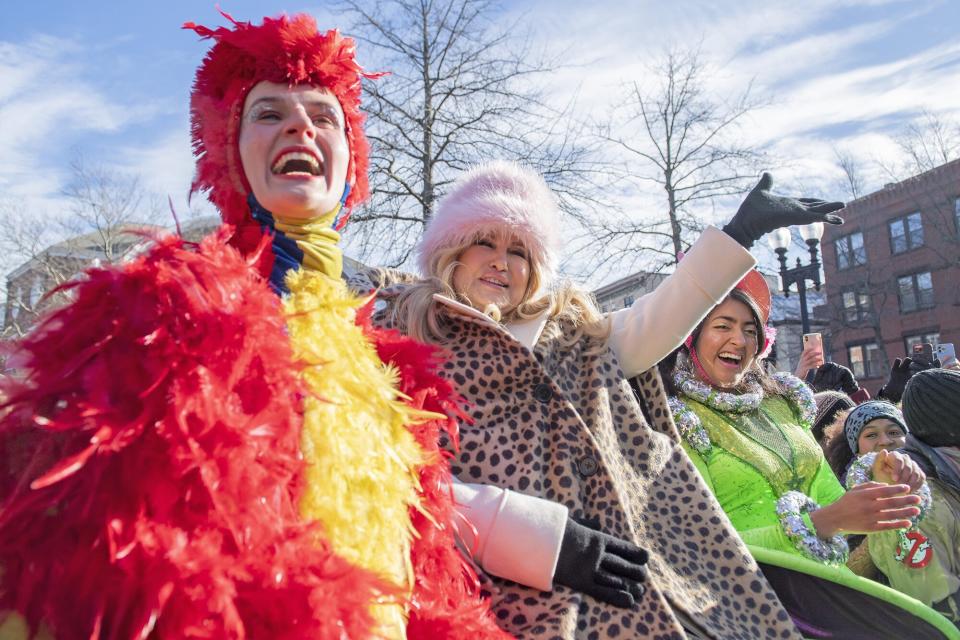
[902,368,960,447]
[813,391,856,442]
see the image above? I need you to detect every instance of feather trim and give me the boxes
[284,270,424,637]
[359,304,513,639]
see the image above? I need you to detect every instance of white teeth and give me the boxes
[272,151,321,175]
[481,277,507,288]
[719,352,742,362]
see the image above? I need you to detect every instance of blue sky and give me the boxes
[3,0,959,277]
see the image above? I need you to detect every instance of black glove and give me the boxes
[811,362,859,395]
[553,516,648,608]
[878,357,941,403]
[722,172,845,248]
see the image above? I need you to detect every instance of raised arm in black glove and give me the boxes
[878,357,942,403]
[553,517,648,608]
[722,172,845,249]
[810,362,860,395]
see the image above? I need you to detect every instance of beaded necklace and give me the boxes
[669,353,816,458]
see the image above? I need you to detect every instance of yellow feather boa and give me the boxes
[284,269,425,637]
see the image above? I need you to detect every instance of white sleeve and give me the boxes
[608,227,756,378]
[452,478,568,592]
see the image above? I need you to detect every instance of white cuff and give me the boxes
[676,227,756,304]
[452,479,568,592]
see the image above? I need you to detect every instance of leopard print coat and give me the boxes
[362,280,801,640]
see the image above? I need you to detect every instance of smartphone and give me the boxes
[912,342,935,366]
[802,333,825,381]
[803,333,823,353]
[936,343,956,367]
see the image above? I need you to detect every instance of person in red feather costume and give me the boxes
[0,233,390,639]
[0,11,508,640]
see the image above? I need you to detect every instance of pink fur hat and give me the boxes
[416,160,561,283]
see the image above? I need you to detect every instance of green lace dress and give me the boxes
[671,375,960,639]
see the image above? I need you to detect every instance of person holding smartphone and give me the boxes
[794,333,825,380]
[880,344,943,403]
[937,344,959,371]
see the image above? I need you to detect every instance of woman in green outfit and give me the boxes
[657,270,959,639]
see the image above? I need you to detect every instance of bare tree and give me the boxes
[897,111,960,174]
[887,161,960,273]
[877,111,960,181]
[822,268,894,379]
[61,157,162,262]
[1,159,161,338]
[833,147,866,200]
[339,0,611,267]
[595,47,765,272]
[872,112,960,270]
[822,159,960,384]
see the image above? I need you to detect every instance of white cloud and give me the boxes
[747,39,960,138]
[5,1,958,285]
[0,35,140,212]
[543,4,955,168]
[114,123,213,220]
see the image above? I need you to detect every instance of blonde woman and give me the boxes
[354,160,844,639]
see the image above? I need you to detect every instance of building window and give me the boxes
[897,271,935,313]
[888,212,924,254]
[834,231,866,270]
[848,343,884,379]
[23,279,43,309]
[623,295,634,308]
[955,197,960,235]
[904,332,940,353]
[841,289,871,324]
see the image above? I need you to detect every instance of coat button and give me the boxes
[533,383,553,403]
[577,456,599,477]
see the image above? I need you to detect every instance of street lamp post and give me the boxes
[767,223,825,335]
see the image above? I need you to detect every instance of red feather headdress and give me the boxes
[184,11,380,253]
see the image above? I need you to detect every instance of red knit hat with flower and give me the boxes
[184,11,380,256]
[732,269,773,347]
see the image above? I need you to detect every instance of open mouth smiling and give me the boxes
[271,148,323,177]
[717,351,743,367]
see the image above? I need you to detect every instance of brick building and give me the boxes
[820,159,960,394]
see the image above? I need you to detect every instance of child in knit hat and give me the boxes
[829,383,960,627]
[820,400,909,485]
[844,400,910,458]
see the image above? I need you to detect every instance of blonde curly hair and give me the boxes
[383,229,609,349]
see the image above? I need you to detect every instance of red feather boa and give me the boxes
[0,231,388,639]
